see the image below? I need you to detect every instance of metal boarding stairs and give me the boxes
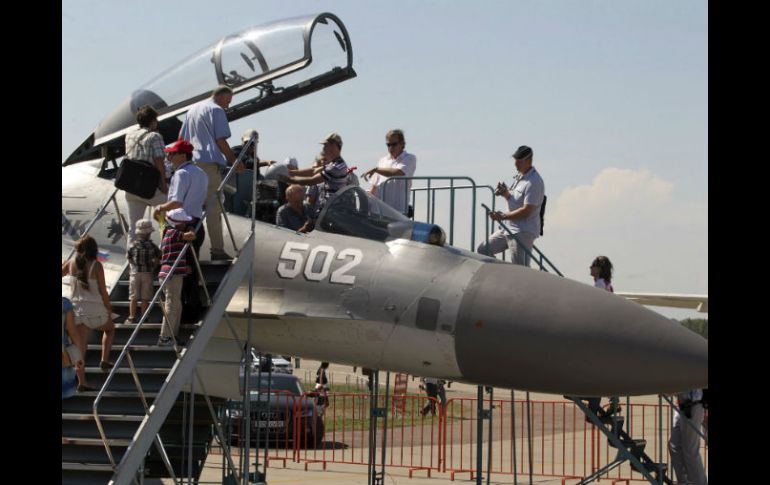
[62,243,253,484]
[382,175,673,485]
[62,134,261,485]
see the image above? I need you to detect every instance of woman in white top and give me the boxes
[62,236,116,389]
[583,255,615,417]
[590,256,614,293]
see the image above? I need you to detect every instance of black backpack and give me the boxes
[539,195,547,236]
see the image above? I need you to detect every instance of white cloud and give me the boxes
[536,168,707,314]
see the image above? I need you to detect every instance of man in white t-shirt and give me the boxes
[363,129,417,215]
[477,145,545,266]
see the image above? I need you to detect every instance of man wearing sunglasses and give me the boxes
[363,129,417,215]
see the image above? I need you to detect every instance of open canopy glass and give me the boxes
[65,13,355,164]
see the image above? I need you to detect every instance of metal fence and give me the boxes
[212,393,708,482]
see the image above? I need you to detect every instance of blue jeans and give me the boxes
[62,366,77,399]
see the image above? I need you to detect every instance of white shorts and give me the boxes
[75,307,108,329]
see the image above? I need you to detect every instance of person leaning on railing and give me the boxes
[478,145,545,267]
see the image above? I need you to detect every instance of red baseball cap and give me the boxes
[164,139,194,154]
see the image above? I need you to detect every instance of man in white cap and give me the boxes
[239,129,278,172]
[363,129,417,215]
[157,208,196,346]
[285,132,351,213]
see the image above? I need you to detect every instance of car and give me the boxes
[268,356,294,374]
[226,372,324,448]
[249,352,294,374]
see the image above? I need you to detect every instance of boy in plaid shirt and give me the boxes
[126,219,161,323]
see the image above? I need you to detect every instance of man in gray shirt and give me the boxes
[477,145,545,266]
[276,184,314,232]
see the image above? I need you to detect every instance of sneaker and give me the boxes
[157,337,174,347]
[211,251,233,261]
[125,317,135,324]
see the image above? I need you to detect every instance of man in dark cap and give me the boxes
[285,132,351,214]
[477,145,545,266]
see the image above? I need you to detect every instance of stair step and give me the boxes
[62,462,114,472]
[623,438,646,449]
[86,344,177,352]
[644,461,668,470]
[84,366,171,374]
[62,262,230,484]
[62,437,132,446]
[112,322,199,330]
[70,391,158,398]
[62,413,144,422]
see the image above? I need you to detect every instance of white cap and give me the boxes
[242,129,258,145]
[166,208,192,225]
[264,163,289,182]
[135,219,153,236]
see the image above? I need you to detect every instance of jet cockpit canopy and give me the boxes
[65,12,355,164]
[316,186,446,246]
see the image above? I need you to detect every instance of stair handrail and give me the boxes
[568,397,661,484]
[381,176,561,274]
[63,185,130,263]
[94,135,257,477]
[108,232,255,485]
[659,394,708,444]
[92,229,200,477]
[480,203,562,275]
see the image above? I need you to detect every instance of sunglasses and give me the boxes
[386,142,400,147]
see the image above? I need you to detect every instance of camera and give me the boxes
[494,182,508,196]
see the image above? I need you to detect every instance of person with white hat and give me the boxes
[126,219,161,324]
[239,129,279,171]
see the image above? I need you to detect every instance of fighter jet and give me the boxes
[62,13,707,400]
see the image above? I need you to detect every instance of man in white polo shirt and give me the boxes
[363,129,417,215]
[477,145,545,267]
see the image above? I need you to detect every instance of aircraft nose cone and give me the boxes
[455,264,707,396]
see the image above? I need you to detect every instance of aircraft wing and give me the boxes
[615,292,708,313]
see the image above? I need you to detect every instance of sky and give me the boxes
[62,1,707,320]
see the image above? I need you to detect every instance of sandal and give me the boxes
[100,360,115,372]
[77,384,96,392]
